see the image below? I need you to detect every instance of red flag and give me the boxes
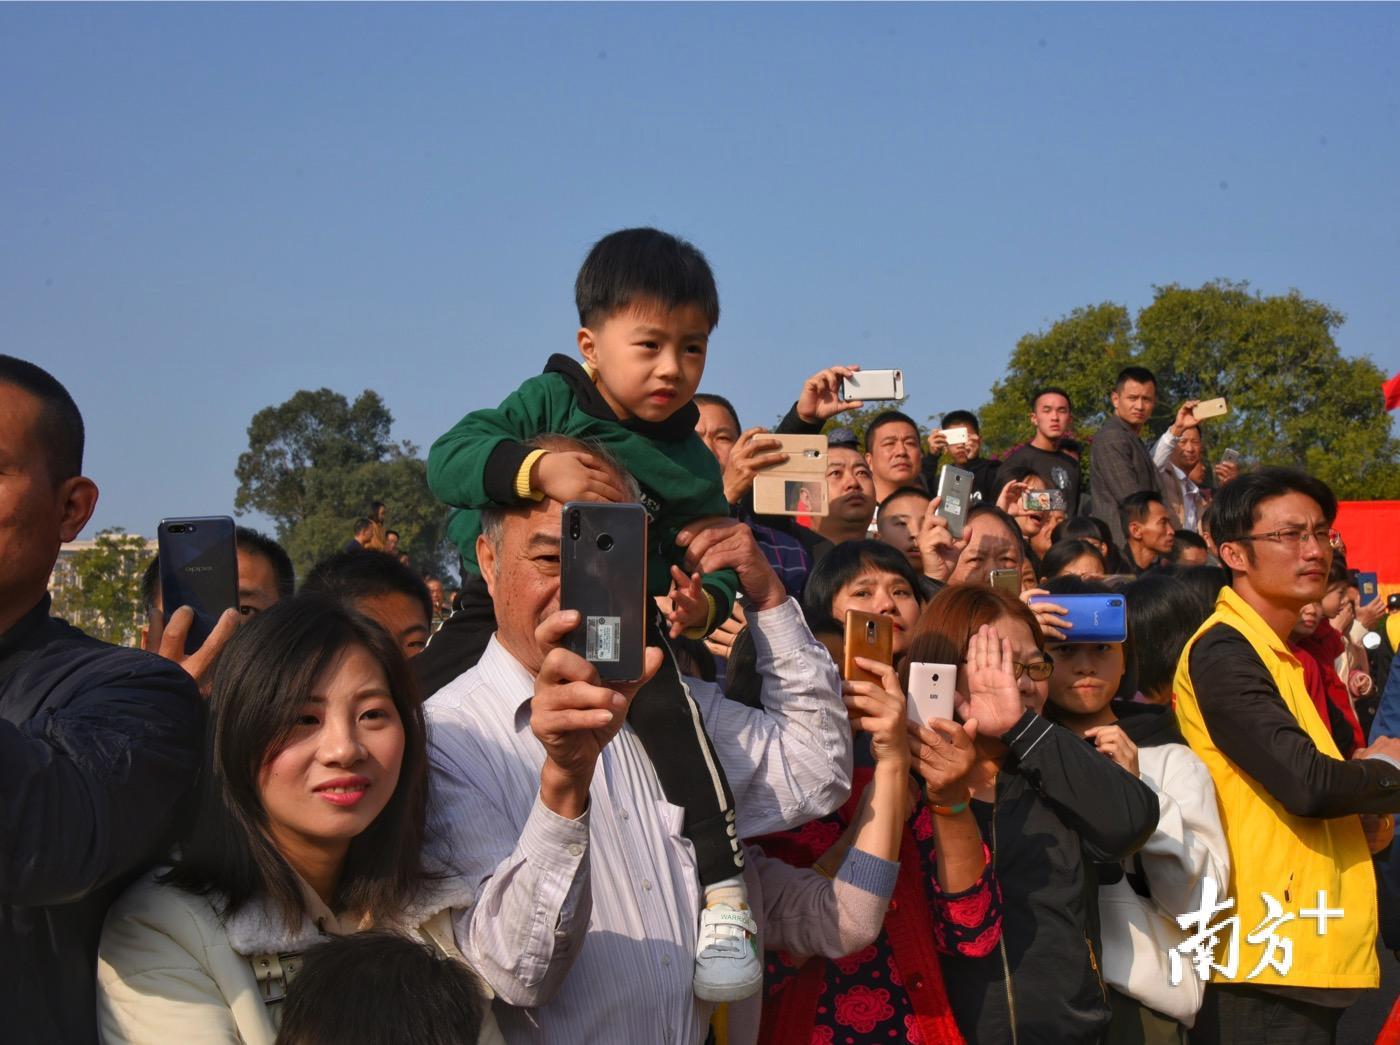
[1386,371,1400,412]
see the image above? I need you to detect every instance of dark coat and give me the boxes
[1089,415,1161,548]
[0,595,204,1044]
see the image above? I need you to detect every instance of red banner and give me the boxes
[1335,500,1400,597]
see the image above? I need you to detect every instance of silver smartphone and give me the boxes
[907,662,958,726]
[1220,447,1241,466]
[840,369,904,402]
[935,464,974,539]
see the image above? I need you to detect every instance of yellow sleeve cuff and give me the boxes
[681,590,718,640]
[515,449,549,502]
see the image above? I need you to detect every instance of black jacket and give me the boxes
[0,595,204,1044]
[941,711,1160,1044]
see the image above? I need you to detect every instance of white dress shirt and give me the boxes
[425,597,852,1044]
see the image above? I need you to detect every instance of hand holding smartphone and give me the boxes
[559,502,648,682]
[935,465,974,539]
[843,610,893,684]
[840,369,905,402]
[1026,593,1127,643]
[907,662,957,726]
[157,516,239,655]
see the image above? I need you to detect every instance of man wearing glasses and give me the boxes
[1173,467,1400,1044]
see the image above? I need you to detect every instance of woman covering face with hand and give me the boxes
[753,543,1002,1045]
[1039,575,1229,1042]
[907,585,1160,1045]
[96,594,501,1045]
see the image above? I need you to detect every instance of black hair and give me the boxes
[864,410,921,452]
[1122,571,1218,700]
[722,626,762,709]
[0,354,85,482]
[1030,386,1073,412]
[1161,564,1229,621]
[385,529,400,540]
[370,501,386,513]
[575,227,720,331]
[1114,365,1157,391]
[1120,490,1165,540]
[800,539,928,637]
[940,410,980,434]
[302,550,433,623]
[1209,466,1338,549]
[994,465,1042,499]
[1051,514,1110,546]
[1326,552,1351,588]
[876,485,931,519]
[966,502,1021,542]
[275,931,485,1045]
[1168,530,1209,563]
[353,517,373,536]
[693,393,741,430]
[236,526,295,599]
[1039,538,1107,581]
[1042,572,1134,659]
[1059,436,1083,456]
[162,593,429,930]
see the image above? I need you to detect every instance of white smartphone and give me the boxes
[841,369,904,401]
[940,426,970,446]
[1195,397,1229,420]
[907,662,958,726]
[1220,447,1241,466]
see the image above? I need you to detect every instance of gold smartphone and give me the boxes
[751,435,829,517]
[843,610,894,684]
[1194,397,1229,420]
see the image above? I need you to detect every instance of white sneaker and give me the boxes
[693,903,762,1002]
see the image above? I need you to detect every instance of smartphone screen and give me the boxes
[559,502,648,682]
[158,516,239,654]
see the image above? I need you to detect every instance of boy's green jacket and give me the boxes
[429,354,739,626]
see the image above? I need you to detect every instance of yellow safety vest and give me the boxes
[1173,585,1378,989]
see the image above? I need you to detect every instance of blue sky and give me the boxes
[4,3,1397,541]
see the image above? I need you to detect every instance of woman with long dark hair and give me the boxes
[97,594,500,1043]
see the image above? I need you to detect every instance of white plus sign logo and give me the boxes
[1299,890,1344,935]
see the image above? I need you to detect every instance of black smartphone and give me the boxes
[157,516,239,654]
[559,502,648,682]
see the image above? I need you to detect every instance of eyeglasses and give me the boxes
[965,657,1054,681]
[1236,527,1339,550]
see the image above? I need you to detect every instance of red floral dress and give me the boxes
[757,760,1002,1045]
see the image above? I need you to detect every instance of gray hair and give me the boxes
[480,435,641,555]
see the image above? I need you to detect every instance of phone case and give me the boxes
[1220,448,1241,465]
[1028,594,1128,643]
[989,569,1020,594]
[843,610,894,684]
[560,502,648,682]
[907,662,957,726]
[1022,488,1067,513]
[157,516,239,655]
[935,465,974,539]
[752,435,829,517]
[940,426,970,446]
[1194,397,1229,420]
[1358,572,1379,601]
[840,369,905,402]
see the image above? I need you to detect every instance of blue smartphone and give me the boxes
[1358,572,1379,602]
[157,516,239,654]
[1028,594,1127,643]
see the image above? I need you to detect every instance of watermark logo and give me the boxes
[1169,879,1344,985]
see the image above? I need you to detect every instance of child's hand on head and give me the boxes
[666,566,708,639]
[533,451,630,504]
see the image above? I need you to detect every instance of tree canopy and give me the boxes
[235,389,452,577]
[977,280,1400,500]
[50,528,151,646]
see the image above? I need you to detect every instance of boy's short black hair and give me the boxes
[236,526,296,599]
[1210,466,1338,549]
[876,485,931,519]
[575,227,720,331]
[1114,365,1157,391]
[693,393,740,430]
[302,550,433,622]
[275,931,485,1045]
[1168,530,1209,562]
[0,354,85,482]
[864,410,921,452]
[1120,490,1165,538]
[939,410,980,434]
[1030,386,1073,411]
[353,517,373,536]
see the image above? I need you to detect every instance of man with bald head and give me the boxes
[0,355,203,1043]
[424,434,851,1042]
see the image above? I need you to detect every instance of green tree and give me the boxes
[51,528,151,646]
[978,282,1400,499]
[235,390,452,577]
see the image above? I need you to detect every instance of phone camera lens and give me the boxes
[569,510,580,540]
[168,525,186,534]
[866,621,876,642]
[596,534,613,552]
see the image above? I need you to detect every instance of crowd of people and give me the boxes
[4,225,1400,1045]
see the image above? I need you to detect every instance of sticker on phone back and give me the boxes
[943,494,963,514]
[586,616,621,662]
